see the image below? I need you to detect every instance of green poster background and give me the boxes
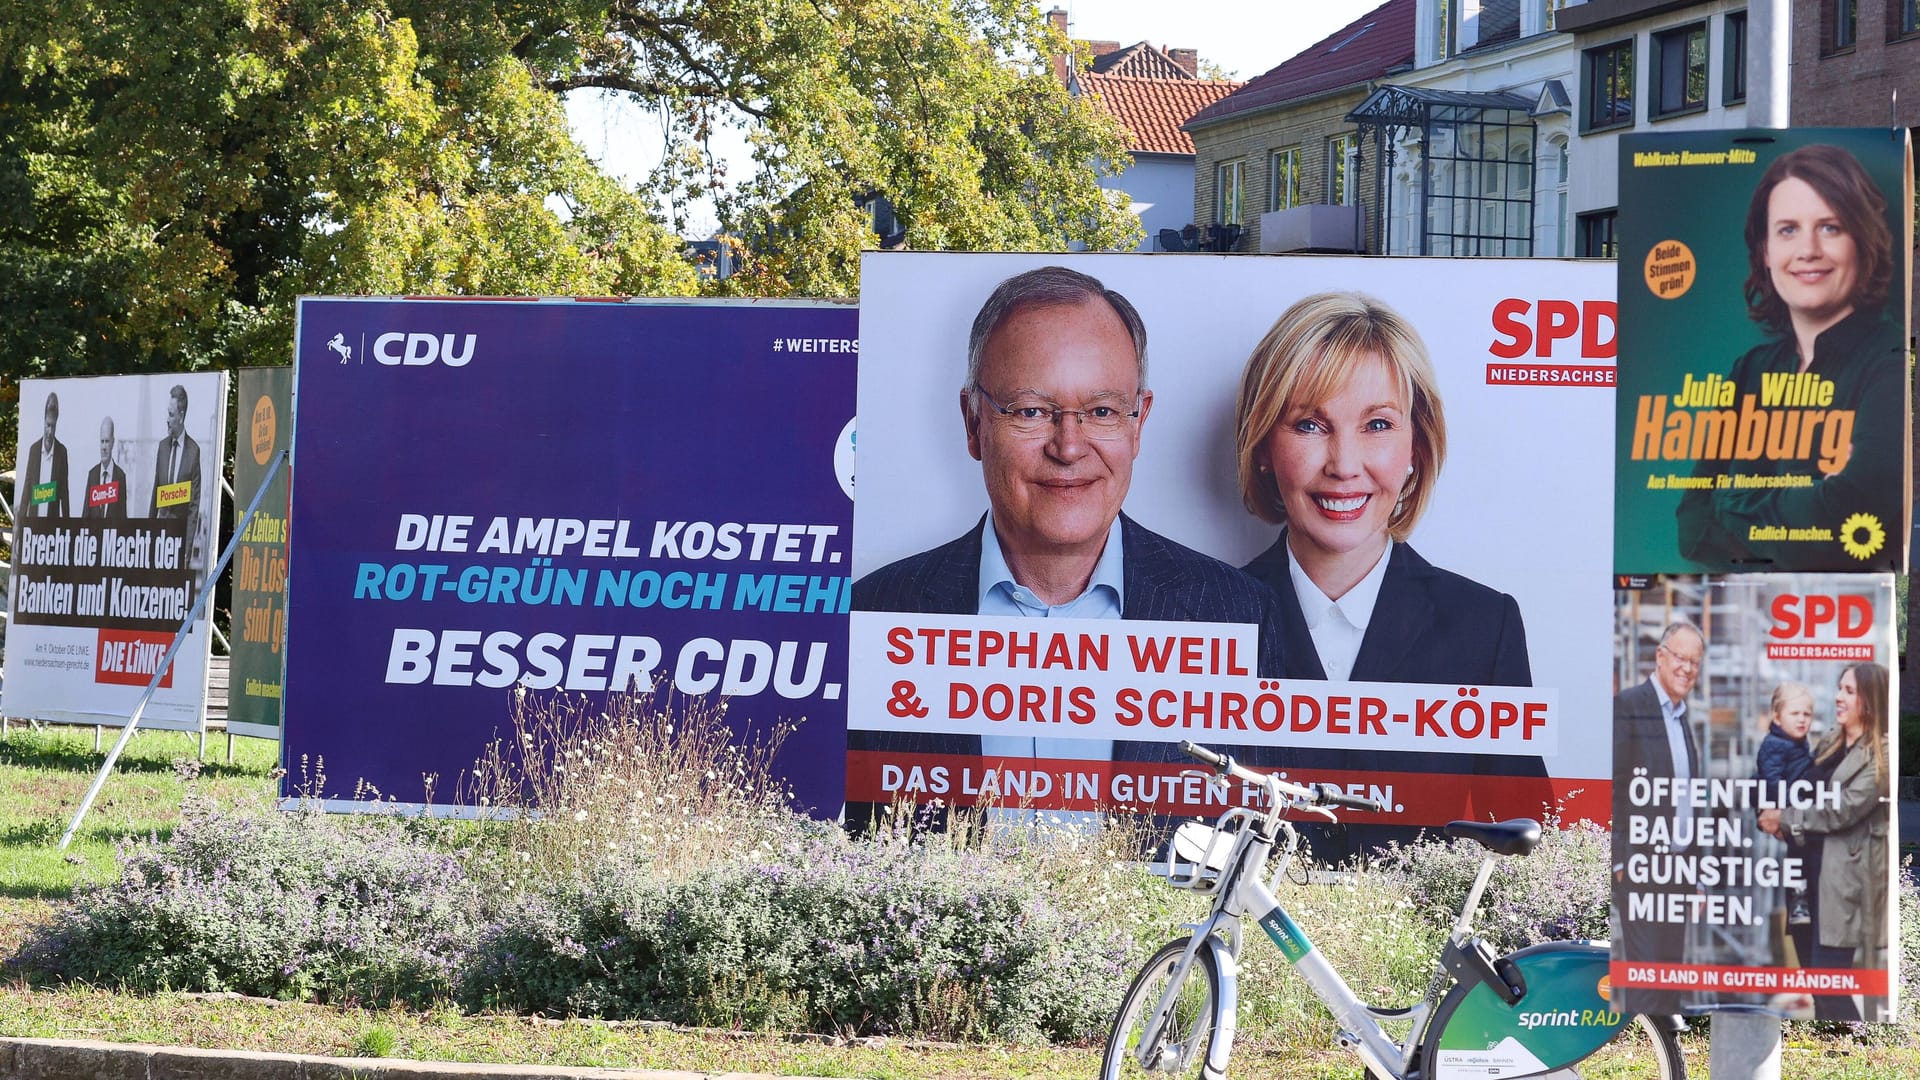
[228,366,290,737]
[1613,127,1911,575]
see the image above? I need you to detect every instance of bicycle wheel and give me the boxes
[1536,1014,1686,1079]
[1100,936,1225,1079]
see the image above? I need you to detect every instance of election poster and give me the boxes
[286,298,855,817]
[1613,127,1913,575]
[849,252,1615,851]
[1610,574,1897,1021]
[227,367,291,739]
[4,373,229,730]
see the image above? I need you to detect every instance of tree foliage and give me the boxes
[0,0,1139,455]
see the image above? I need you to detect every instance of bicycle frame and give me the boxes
[1134,762,1638,1080]
[1139,784,1420,1078]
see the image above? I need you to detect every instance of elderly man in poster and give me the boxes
[851,266,1286,803]
[84,416,129,519]
[1612,620,1707,1014]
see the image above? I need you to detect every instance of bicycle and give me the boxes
[1102,741,1685,1079]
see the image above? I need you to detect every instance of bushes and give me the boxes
[1380,816,1613,953]
[13,795,479,1004]
[459,832,1128,1042]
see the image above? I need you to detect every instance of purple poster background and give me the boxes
[287,298,856,816]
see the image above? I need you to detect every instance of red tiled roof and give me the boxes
[1186,0,1415,129]
[1082,72,1244,155]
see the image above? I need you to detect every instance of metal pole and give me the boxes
[59,450,287,851]
[1709,7,1788,1077]
[1710,1009,1783,1079]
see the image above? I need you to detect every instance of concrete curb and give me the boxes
[0,1038,851,1080]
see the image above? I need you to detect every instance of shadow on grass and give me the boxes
[0,737,272,782]
[0,880,77,900]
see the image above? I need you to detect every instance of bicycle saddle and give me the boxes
[1442,818,1542,856]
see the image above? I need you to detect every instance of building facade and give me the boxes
[1185,0,1416,253]
[1049,10,1242,252]
[1555,0,1752,255]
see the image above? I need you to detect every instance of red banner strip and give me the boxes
[846,751,1606,826]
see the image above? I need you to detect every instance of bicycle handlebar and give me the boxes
[1178,740,1386,814]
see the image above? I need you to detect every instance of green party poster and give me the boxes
[1613,128,1911,574]
[226,366,290,738]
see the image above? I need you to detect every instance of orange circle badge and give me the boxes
[250,395,277,466]
[1643,239,1696,300]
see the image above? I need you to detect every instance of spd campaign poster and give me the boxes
[850,252,1615,848]
[1613,127,1913,574]
[4,373,230,730]
[228,367,292,739]
[287,299,855,816]
[1610,574,1897,1021]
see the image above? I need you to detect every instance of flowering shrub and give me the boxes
[460,830,1129,1042]
[1379,815,1612,953]
[12,795,480,1004]
[457,688,804,889]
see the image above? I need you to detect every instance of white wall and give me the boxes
[1107,155,1199,252]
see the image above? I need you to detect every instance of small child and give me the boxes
[1754,682,1818,924]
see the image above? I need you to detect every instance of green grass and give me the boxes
[2,722,1918,1078]
[0,725,279,953]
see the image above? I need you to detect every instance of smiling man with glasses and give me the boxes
[850,266,1288,812]
[1611,619,1707,1016]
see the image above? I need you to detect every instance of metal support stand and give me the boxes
[58,451,287,851]
[1709,1012,1781,1079]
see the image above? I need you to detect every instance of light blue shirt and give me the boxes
[1650,676,1694,848]
[976,512,1122,766]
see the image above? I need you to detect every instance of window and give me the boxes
[1582,40,1634,132]
[1269,147,1302,212]
[1826,0,1857,51]
[1725,11,1747,104]
[1327,133,1357,207]
[1577,210,1618,258]
[1652,23,1708,118]
[1893,0,1920,39]
[1216,160,1245,226]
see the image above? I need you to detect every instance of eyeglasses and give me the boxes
[973,387,1142,440]
[1658,644,1702,673]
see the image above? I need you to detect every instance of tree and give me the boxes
[0,0,1139,461]
[509,0,1142,294]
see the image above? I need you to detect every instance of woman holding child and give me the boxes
[1759,662,1891,1020]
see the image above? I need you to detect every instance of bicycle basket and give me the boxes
[1166,818,1241,892]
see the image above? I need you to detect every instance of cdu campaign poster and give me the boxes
[1613,127,1913,575]
[848,252,1615,852]
[1611,574,1897,1021]
[287,298,855,816]
[227,366,292,738]
[5,372,229,730]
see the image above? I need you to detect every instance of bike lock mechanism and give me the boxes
[1439,936,1528,1007]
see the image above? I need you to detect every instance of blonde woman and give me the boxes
[1230,291,1547,859]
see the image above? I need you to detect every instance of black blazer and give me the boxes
[1611,678,1696,832]
[84,462,129,519]
[21,437,71,518]
[1240,537,1551,857]
[848,512,1288,770]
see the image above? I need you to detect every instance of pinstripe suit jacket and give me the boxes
[848,513,1287,766]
